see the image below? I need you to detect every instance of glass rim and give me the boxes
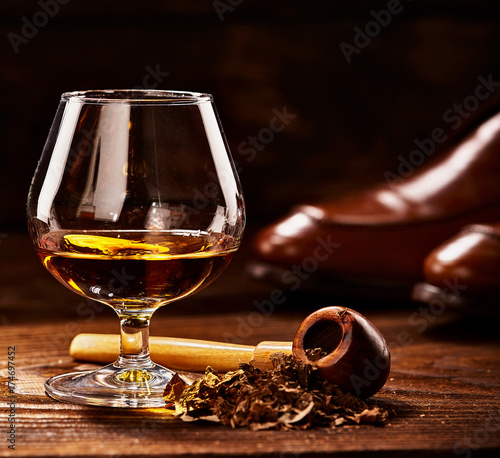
[61,89,213,105]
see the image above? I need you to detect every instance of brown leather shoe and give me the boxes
[250,109,500,300]
[412,223,500,314]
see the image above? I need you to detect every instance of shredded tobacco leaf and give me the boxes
[306,347,329,361]
[164,352,389,431]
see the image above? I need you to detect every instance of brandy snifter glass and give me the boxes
[27,89,245,408]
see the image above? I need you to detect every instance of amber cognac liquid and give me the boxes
[36,230,238,310]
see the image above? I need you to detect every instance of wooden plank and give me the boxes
[1,310,500,457]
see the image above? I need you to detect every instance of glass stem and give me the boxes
[116,315,154,370]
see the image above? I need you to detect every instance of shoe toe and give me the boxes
[424,226,500,290]
[252,207,428,284]
[252,210,325,268]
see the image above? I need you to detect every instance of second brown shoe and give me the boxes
[412,223,500,314]
[250,109,500,300]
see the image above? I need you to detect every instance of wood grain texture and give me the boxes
[1,234,500,457]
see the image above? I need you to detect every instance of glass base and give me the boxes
[45,363,176,408]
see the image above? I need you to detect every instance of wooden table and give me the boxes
[1,233,500,457]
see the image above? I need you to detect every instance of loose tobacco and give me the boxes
[164,352,389,431]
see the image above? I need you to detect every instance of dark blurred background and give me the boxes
[2,0,500,234]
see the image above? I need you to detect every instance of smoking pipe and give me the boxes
[70,306,390,398]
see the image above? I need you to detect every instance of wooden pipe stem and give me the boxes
[70,333,292,372]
